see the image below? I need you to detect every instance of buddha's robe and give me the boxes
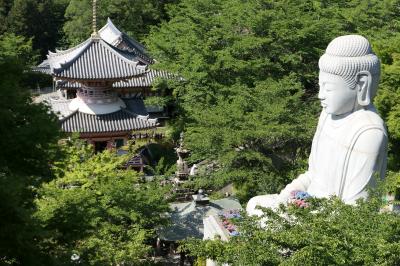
[246,106,387,216]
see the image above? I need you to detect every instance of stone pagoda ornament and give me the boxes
[175,132,190,180]
[247,35,388,216]
[91,0,99,38]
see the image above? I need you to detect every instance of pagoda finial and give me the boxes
[91,0,98,37]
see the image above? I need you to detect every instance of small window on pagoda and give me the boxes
[89,91,93,96]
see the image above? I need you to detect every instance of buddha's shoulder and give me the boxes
[317,107,386,134]
[352,107,386,131]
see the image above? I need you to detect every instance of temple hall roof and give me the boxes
[98,18,152,64]
[61,108,157,133]
[159,198,242,241]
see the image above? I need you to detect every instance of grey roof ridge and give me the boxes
[53,42,93,74]
[99,18,146,52]
[52,40,93,74]
[99,17,151,62]
[120,33,153,64]
[48,38,91,58]
[98,17,123,45]
[120,31,147,54]
[103,40,142,63]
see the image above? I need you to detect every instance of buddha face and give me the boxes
[318,71,357,115]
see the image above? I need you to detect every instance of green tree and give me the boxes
[374,35,400,172]
[6,0,69,57]
[34,140,170,265]
[0,33,61,265]
[146,0,400,201]
[182,197,400,265]
[0,0,12,33]
[64,0,179,45]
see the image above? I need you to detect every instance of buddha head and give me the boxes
[318,35,380,115]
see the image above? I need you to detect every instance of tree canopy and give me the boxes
[5,0,69,57]
[183,196,400,265]
[1,0,400,264]
[34,139,170,265]
[146,0,400,200]
[0,33,61,265]
[63,0,178,45]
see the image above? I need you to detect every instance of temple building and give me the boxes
[35,15,170,152]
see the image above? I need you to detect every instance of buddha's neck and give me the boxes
[328,105,365,128]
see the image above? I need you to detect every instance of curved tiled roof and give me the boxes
[99,18,152,64]
[61,109,157,133]
[53,38,146,80]
[56,69,171,89]
[36,19,157,81]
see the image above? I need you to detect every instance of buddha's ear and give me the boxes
[356,71,372,106]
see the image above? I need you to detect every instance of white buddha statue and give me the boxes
[247,35,388,216]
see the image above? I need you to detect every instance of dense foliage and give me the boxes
[0,0,176,57]
[64,0,178,45]
[3,0,69,57]
[146,0,400,200]
[1,0,400,265]
[0,33,60,265]
[34,140,170,265]
[183,196,400,265]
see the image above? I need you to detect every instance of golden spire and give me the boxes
[91,0,98,37]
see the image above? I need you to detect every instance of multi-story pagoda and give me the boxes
[38,17,168,99]
[35,2,169,151]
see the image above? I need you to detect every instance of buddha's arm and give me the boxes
[277,171,312,202]
[341,128,387,203]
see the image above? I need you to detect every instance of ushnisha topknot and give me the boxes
[319,35,380,88]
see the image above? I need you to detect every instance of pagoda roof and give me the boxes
[61,108,157,133]
[56,69,171,89]
[36,19,156,80]
[50,38,146,81]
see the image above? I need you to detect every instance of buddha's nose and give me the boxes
[318,87,326,100]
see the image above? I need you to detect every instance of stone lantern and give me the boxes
[175,132,190,180]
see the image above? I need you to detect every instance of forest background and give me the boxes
[1,0,400,265]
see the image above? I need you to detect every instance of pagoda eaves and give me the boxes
[51,38,146,81]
